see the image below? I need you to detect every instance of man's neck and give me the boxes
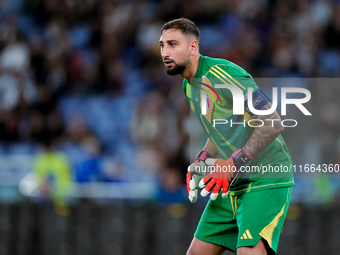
[181,54,200,80]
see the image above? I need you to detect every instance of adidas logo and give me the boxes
[240,229,253,239]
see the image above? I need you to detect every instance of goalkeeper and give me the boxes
[159,18,294,255]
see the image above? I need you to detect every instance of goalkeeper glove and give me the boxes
[199,147,252,200]
[187,150,212,203]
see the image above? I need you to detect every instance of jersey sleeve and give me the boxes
[207,64,258,102]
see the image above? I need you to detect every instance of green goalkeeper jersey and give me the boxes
[183,55,294,195]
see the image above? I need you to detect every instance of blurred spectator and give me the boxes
[66,114,97,144]
[63,114,102,182]
[33,135,71,215]
[0,31,29,72]
[131,91,165,147]
[0,32,36,112]
[75,136,101,182]
[32,85,57,115]
[0,109,20,142]
[156,167,187,204]
[102,158,125,182]
[131,91,181,157]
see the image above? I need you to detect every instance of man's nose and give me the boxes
[161,47,169,58]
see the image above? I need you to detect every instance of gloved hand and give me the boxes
[199,147,252,200]
[187,150,212,203]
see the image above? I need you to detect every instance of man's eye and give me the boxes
[160,44,164,48]
[170,43,175,47]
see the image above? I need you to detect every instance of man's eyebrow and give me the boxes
[166,39,179,43]
[159,39,179,44]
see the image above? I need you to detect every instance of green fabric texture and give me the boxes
[194,187,292,254]
[183,55,294,195]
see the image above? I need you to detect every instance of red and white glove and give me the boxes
[187,150,212,203]
[199,147,252,200]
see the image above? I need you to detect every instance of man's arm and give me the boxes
[202,138,219,158]
[243,102,284,159]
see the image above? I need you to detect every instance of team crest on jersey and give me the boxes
[197,81,222,106]
[205,93,210,110]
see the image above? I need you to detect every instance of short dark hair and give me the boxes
[161,18,200,41]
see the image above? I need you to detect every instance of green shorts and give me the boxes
[194,187,292,254]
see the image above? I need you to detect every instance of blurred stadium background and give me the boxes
[1,0,340,254]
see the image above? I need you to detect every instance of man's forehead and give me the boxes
[159,29,186,41]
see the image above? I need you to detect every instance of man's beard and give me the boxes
[166,62,186,76]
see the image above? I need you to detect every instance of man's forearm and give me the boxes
[202,138,219,158]
[202,102,284,160]
[243,103,284,159]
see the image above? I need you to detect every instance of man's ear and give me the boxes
[189,40,199,55]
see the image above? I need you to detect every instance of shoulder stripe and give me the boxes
[214,64,251,78]
[207,64,247,92]
[208,69,230,86]
[205,64,233,84]
[210,67,241,90]
[211,67,245,91]
[214,65,246,90]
